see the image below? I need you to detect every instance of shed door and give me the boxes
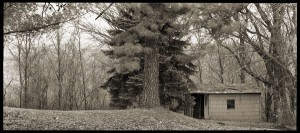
[192,94,204,119]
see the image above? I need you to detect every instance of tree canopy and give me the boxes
[101,3,197,111]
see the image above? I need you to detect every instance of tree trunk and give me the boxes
[56,28,63,110]
[18,43,23,108]
[272,83,280,122]
[272,64,294,125]
[217,45,224,83]
[24,63,28,108]
[265,84,273,122]
[141,44,160,108]
[269,4,295,126]
[197,59,203,84]
[24,33,30,108]
[238,30,246,84]
[78,33,87,110]
[289,77,296,113]
[43,83,48,109]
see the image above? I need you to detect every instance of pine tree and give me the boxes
[102,3,196,111]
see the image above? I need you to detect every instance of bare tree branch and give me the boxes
[95,3,114,20]
[4,78,14,91]
[254,4,272,30]
[4,12,87,35]
[214,38,272,85]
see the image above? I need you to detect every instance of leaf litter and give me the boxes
[3,107,286,130]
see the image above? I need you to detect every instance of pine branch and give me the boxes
[3,3,14,11]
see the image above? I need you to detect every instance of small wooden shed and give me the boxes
[184,84,262,122]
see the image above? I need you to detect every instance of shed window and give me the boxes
[227,99,235,109]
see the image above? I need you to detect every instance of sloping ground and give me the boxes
[3,107,284,130]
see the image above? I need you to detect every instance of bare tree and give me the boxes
[46,26,66,110]
[3,78,13,106]
[190,3,296,126]
[74,20,88,110]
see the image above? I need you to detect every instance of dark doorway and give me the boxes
[192,94,204,119]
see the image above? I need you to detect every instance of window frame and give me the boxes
[227,99,235,109]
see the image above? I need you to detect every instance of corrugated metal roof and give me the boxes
[189,84,262,94]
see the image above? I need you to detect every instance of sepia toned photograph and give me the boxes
[3,3,296,130]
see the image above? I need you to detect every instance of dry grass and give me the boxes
[3,107,285,130]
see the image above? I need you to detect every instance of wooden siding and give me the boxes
[208,94,261,122]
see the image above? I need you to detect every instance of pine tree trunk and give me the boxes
[141,44,160,108]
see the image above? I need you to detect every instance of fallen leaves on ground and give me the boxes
[3,107,287,130]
